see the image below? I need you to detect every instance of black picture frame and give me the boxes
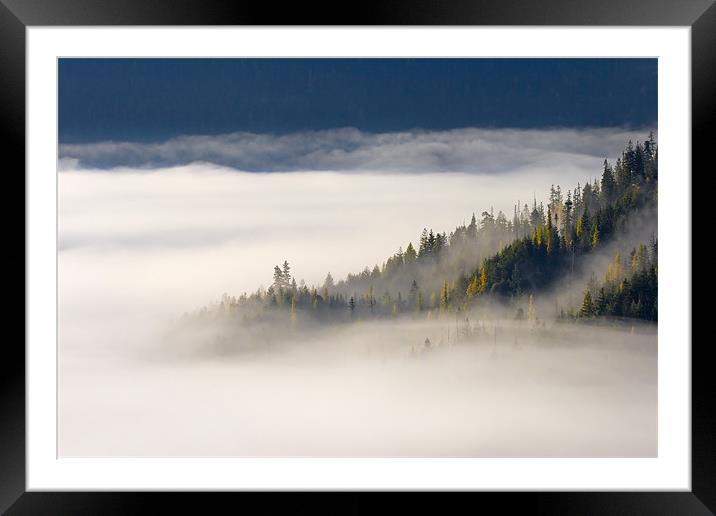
[2,1,711,513]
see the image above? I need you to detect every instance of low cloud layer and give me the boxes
[59,163,602,322]
[60,320,657,457]
[59,127,651,173]
[58,129,657,457]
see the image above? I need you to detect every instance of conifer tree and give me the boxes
[282,261,292,287]
[466,275,480,300]
[595,287,606,314]
[600,160,616,205]
[467,213,478,240]
[418,229,430,257]
[606,253,623,284]
[440,281,450,312]
[579,291,595,318]
[404,242,417,262]
[479,267,488,293]
[590,222,600,248]
[273,265,283,289]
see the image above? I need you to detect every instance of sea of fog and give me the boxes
[59,318,656,457]
[58,164,657,457]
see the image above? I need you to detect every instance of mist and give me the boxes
[59,163,596,318]
[60,316,656,457]
[58,135,657,458]
[534,203,658,319]
[59,126,651,173]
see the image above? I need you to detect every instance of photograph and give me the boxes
[57,57,659,458]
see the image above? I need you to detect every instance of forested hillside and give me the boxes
[190,134,657,325]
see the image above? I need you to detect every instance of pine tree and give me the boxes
[282,261,292,287]
[323,272,334,289]
[273,265,283,289]
[479,267,488,293]
[616,156,632,191]
[546,206,554,253]
[631,243,648,273]
[404,242,417,262]
[466,275,480,300]
[418,228,430,257]
[440,281,450,313]
[601,160,616,205]
[427,229,436,255]
[590,222,600,248]
[579,290,595,318]
[595,287,606,315]
[467,213,478,240]
[606,253,623,284]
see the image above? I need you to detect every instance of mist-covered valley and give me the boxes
[58,129,658,457]
[60,317,656,457]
